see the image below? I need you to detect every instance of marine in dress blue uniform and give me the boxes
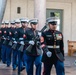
[12,19,21,70]
[0,22,4,61]
[41,17,65,75]
[1,21,9,64]
[25,19,42,75]
[17,18,29,74]
[5,21,12,67]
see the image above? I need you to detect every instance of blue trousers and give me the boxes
[6,46,12,66]
[0,45,2,61]
[18,50,27,74]
[12,49,18,69]
[26,55,42,75]
[18,51,23,73]
[1,45,6,63]
[43,60,65,75]
[22,51,27,66]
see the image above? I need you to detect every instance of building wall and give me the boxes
[3,0,34,20]
[3,0,76,53]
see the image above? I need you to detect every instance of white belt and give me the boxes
[47,45,60,48]
[19,38,23,40]
[12,38,15,40]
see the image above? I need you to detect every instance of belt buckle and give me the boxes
[53,45,56,48]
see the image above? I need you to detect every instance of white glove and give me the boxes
[13,41,17,44]
[12,38,15,41]
[20,41,24,45]
[3,37,6,40]
[2,36,6,40]
[46,51,52,57]
[29,40,35,45]
[38,32,42,37]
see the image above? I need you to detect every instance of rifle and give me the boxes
[7,36,13,46]
[11,38,17,50]
[8,40,13,46]
[2,38,6,45]
[26,23,47,52]
[18,44,24,52]
[0,37,4,44]
[2,36,10,45]
[11,43,17,50]
[0,37,2,44]
[4,38,13,46]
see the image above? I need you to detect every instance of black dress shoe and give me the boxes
[7,65,10,67]
[3,62,6,64]
[20,67,25,72]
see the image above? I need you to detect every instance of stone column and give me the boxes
[34,0,46,30]
[0,0,7,24]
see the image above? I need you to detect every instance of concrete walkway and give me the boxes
[0,56,76,75]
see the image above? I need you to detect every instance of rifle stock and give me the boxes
[3,39,6,44]
[11,43,17,50]
[0,38,1,43]
[18,44,24,52]
[26,44,33,52]
[1,38,4,44]
[8,40,13,46]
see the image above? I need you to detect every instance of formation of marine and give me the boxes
[0,17,65,75]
